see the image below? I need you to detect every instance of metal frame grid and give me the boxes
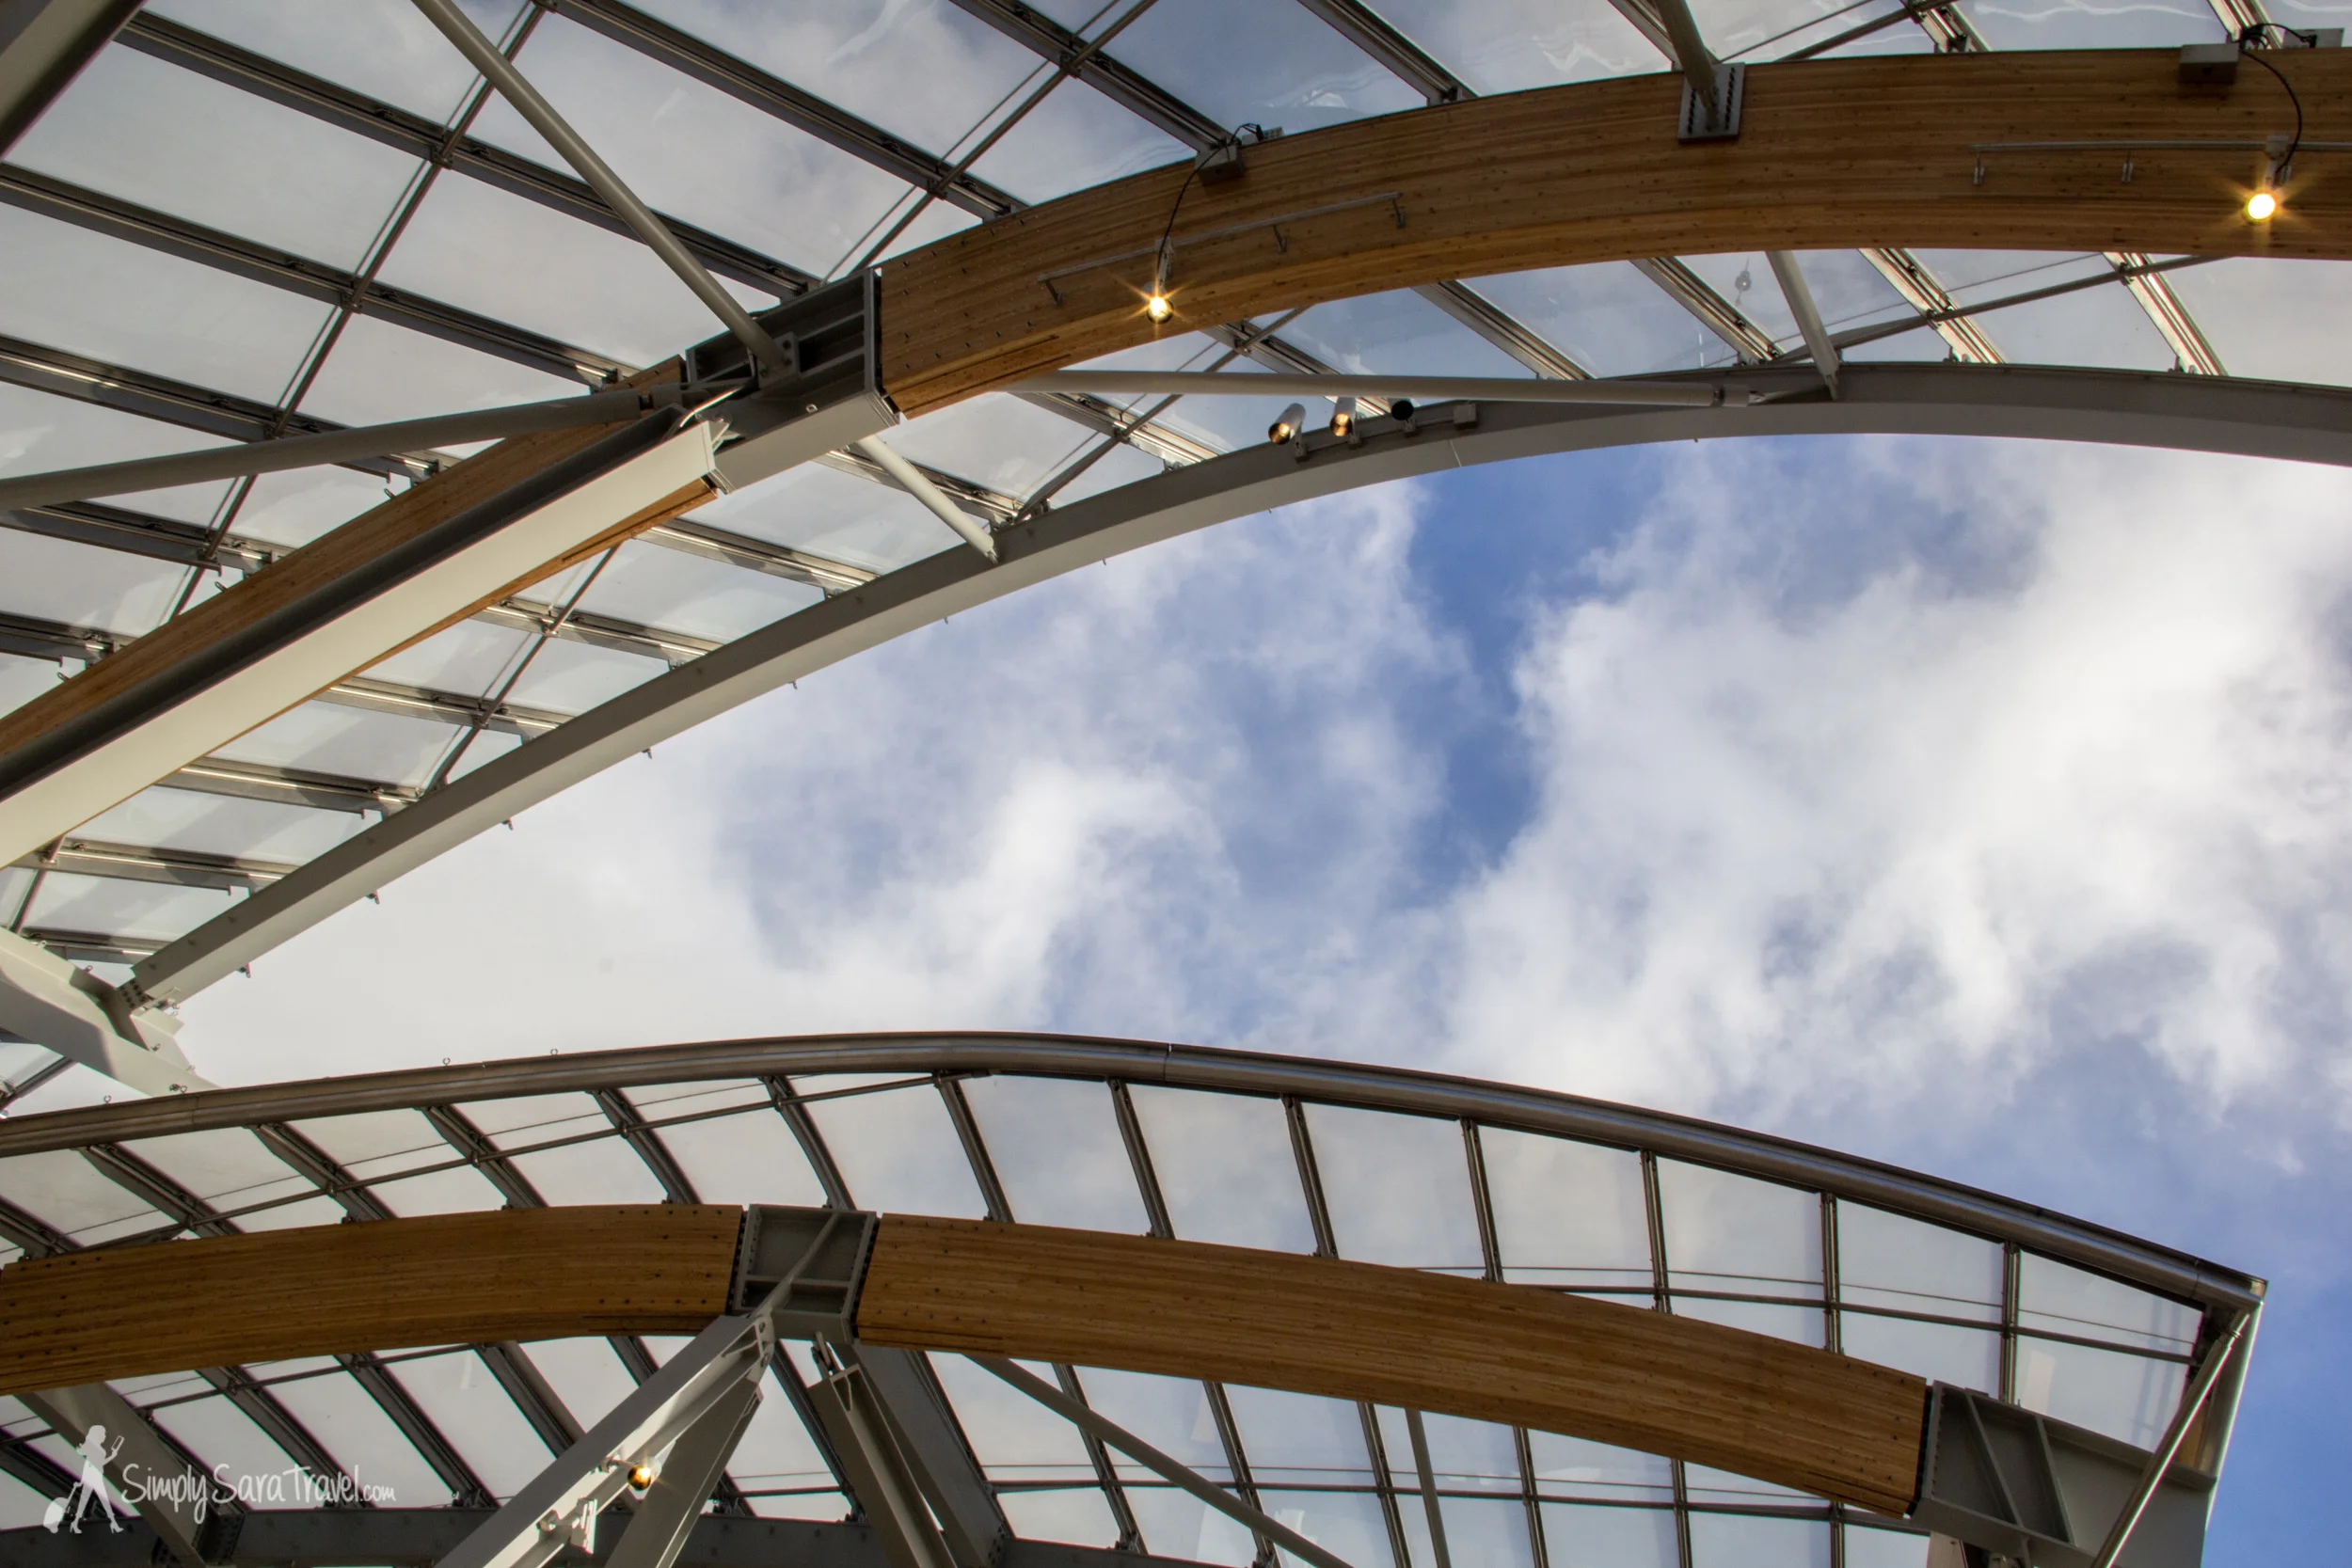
[0,1036,2262,1568]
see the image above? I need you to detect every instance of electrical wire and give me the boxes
[2238,25,2313,176]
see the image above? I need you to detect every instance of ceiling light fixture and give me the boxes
[2246,186,2279,221]
[1268,403,1306,444]
[1144,289,1174,323]
[1328,396,1355,438]
[628,1464,656,1490]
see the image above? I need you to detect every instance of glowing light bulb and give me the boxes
[2246,189,2278,222]
[1328,395,1356,438]
[1145,291,1173,323]
[1267,403,1306,445]
[628,1464,657,1490]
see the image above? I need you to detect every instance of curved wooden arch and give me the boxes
[878,48,2352,413]
[0,1205,1927,1514]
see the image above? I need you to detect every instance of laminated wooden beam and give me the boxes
[877,49,2352,414]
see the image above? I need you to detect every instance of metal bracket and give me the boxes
[728,1205,878,1339]
[685,272,894,495]
[1677,63,1743,141]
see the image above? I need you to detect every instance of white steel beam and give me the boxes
[0,927,208,1096]
[1767,251,1841,396]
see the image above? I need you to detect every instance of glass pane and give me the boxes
[119,1127,335,1231]
[1223,1385,1371,1488]
[1481,1130,1650,1292]
[1689,1512,1829,1568]
[1839,1313,1997,1392]
[78,788,359,866]
[0,1150,170,1243]
[2017,1255,2199,1354]
[387,1349,553,1498]
[514,1337,635,1430]
[1470,263,1735,378]
[237,467,393,550]
[1674,1296,1821,1348]
[1540,1501,1679,1568]
[1656,1162,1820,1301]
[1422,1412,1520,1492]
[1524,1431,1674,1504]
[1369,0,1664,92]
[289,1108,510,1215]
[24,872,232,945]
[1845,1526,1931,1568]
[462,1094,667,1205]
[0,382,236,526]
[794,1077,988,1217]
[1127,1086,1313,1253]
[1073,1368,1232,1484]
[572,540,823,642]
[250,1362,454,1508]
[212,702,458,792]
[930,1354,1097,1483]
[1685,1458,1806,1505]
[725,1367,839,1506]
[639,1098,828,1208]
[999,1486,1122,1547]
[1097,0,1422,135]
[1125,1481,1259,1565]
[366,620,531,701]
[144,1396,297,1504]
[889,394,1098,501]
[2013,1336,2187,1449]
[692,461,955,576]
[974,77,1192,204]
[14,40,422,271]
[1836,1204,2001,1323]
[0,531,186,639]
[1953,0,2223,48]
[2168,258,2352,388]
[503,638,664,716]
[1438,1495,1536,1568]
[295,309,586,429]
[142,0,529,124]
[1283,291,1530,377]
[1305,1104,1480,1272]
[1258,1489,1394,1568]
[962,1076,1149,1233]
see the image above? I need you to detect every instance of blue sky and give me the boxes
[174,432,2352,1565]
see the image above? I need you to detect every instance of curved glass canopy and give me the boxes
[2,0,2349,1037]
[0,1036,2261,1568]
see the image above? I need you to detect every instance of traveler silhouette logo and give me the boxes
[42,1423,126,1534]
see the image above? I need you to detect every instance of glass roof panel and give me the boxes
[961,1075,1150,1233]
[628,0,1040,160]
[2014,1335,2187,1449]
[639,1099,829,1208]
[998,1487,1123,1547]
[118,1126,314,1220]
[722,1366,837,1505]
[1836,1204,2002,1323]
[1041,439,1167,508]
[376,172,767,368]
[1682,1458,1807,1506]
[889,394,1100,500]
[1481,1129,1650,1291]
[467,15,969,280]
[2017,1253,2199,1354]
[1303,1103,1483,1273]
[1967,281,2174,372]
[287,1108,509,1215]
[13,41,421,273]
[1259,1488,1394,1568]
[366,620,531,702]
[1068,1367,1233,1485]
[501,640,665,717]
[1688,1512,1828,1568]
[211,702,460,791]
[1421,1411,1521,1492]
[0,531,186,638]
[1952,0,2224,48]
[1222,1384,1372,1487]
[145,1395,299,1504]
[76,788,361,865]
[293,310,586,429]
[1539,1500,1680,1568]
[1845,1526,1931,1568]
[571,540,825,643]
[386,1348,552,1498]
[692,462,958,576]
[1673,1296,1822,1347]
[1438,1494,1535,1568]
[24,874,233,945]
[1283,290,1531,377]
[140,0,529,124]
[0,1469,51,1530]
[792,1077,989,1217]
[1371,0,1665,91]
[1655,1161,1821,1301]
[1126,1085,1314,1252]
[0,383,237,526]
[971,77,1193,204]
[929,1354,1098,1483]
[1466,264,1735,377]
[230,1378,410,1505]
[1124,1482,1258,1565]
[0,206,334,404]
[1841,324,1956,363]
[1839,1312,2000,1393]
[461,1094,669,1204]
[1525,1430,1675,1503]
[515,1336,635,1430]
[1092,0,1422,135]
[235,467,393,552]
[2167,258,2352,387]
[0,656,56,721]
[0,1150,170,1243]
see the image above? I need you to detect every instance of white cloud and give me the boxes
[1443,437,2352,1130]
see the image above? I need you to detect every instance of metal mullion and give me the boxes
[342,1350,495,1508]
[1999,1242,2022,1402]
[0,164,629,385]
[15,839,299,895]
[818,447,1020,527]
[0,1055,70,1114]
[1014,389,1223,465]
[82,1143,237,1238]
[472,600,719,667]
[1820,1195,1844,1568]
[1462,1121,1502,1283]
[1055,1364,1145,1549]
[3,498,278,572]
[1109,1079,1174,1239]
[319,673,569,737]
[937,1075,1012,1221]
[478,1340,582,1455]
[1359,1402,1413,1568]
[763,1075,853,1207]
[1514,1426,1550,1568]
[1283,1095,1339,1259]
[252,1122,392,1225]
[166,757,417,816]
[644,516,876,594]
[946,0,1224,149]
[119,10,813,296]
[593,1086,699,1203]
[1861,247,2001,364]
[1290,0,1466,103]
[423,1104,545,1208]
[1639,1151,1693,1568]
[1202,1378,1279,1568]
[545,0,1020,219]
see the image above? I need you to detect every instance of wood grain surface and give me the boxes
[878,49,2352,413]
[0,1204,740,1394]
[857,1215,1930,1514]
